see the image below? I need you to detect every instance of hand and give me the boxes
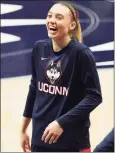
[41,120,63,144]
[20,132,31,152]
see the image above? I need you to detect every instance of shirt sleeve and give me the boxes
[56,47,102,129]
[23,43,37,118]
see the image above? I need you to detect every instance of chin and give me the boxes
[48,34,58,39]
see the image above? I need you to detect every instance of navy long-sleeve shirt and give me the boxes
[23,38,102,150]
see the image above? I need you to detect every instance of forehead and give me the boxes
[48,3,71,16]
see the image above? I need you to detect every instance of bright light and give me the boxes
[1,33,21,44]
[1,19,46,27]
[1,4,23,14]
[90,42,114,51]
[96,61,114,66]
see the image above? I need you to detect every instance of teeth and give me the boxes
[49,28,57,31]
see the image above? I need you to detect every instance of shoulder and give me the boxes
[31,39,50,56]
[73,40,95,62]
[73,40,88,51]
[34,39,50,48]
[77,41,94,58]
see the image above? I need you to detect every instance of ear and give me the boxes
[70,21,76,30]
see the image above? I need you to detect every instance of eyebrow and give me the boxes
[48,12,64,17]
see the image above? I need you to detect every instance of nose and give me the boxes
[47,17,56,25]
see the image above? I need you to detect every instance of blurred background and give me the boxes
[1,0,114,152]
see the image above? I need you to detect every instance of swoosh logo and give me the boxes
[41,57,48,60]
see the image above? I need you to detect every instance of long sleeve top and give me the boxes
[23,38,102,150]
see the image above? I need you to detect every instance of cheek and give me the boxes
[45,18,50,28]
[58,24,70,34]
[60,21,70,30]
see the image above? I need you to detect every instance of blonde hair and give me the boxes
[56,1,83,43]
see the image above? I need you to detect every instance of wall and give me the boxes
[1,68,114,152]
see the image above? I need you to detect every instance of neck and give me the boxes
[52,36,71,52]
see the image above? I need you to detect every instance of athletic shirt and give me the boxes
[23,38,102,150]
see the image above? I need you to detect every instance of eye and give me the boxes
[47,14,52,18]
[56,16,62,20]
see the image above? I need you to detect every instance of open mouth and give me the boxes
[49,27,58,33]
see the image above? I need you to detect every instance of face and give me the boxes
[46,3,76,40]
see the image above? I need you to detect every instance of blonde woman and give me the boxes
[20,1,102,152]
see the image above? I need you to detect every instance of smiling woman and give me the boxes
[46,2,83,44]
[20,1,102,152]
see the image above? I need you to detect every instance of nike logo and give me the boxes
[41,57,47,60]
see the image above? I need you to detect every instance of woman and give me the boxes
[20,1,102,152]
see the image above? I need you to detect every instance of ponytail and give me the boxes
[56,1,83,43]
[75,20,83,43]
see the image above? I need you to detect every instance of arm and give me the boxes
[20,44,37,151]
[20,117,31,152]
[23,44,37,118]
[56,48,102,129]
[20,117,31,133]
